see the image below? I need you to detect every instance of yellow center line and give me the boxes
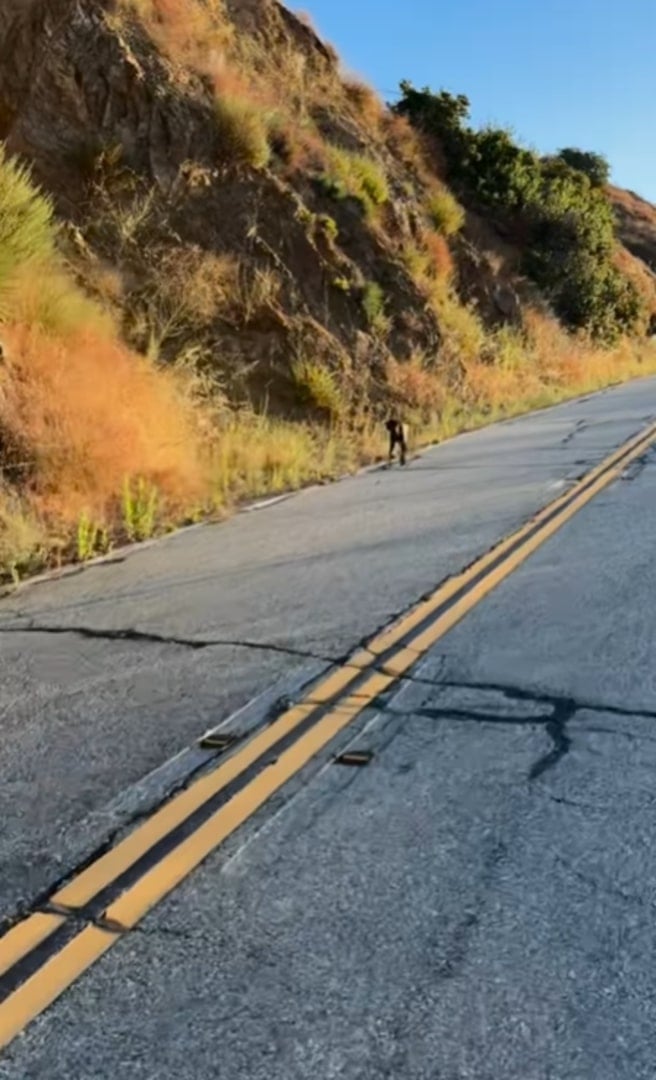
[0,417,625,978]
[0,417,655,1049]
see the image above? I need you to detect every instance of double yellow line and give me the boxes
[0,417,655,1050]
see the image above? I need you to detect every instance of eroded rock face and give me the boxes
[0,0,221,190]
[0,0,338,188]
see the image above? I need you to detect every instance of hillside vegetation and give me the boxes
[0,0,655,580]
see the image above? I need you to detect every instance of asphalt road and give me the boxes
[2,378,656,1077]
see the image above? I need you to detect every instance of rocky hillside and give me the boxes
[609,186,656,330]
[0,0,655,579]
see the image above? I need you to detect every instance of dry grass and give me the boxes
[458,312,656,420]
[608,186,656,226]
[386,353,447,424]
[342,78,384,130]
[425,186,465,237]
[319,147,390,218]
[422,229,454,281]
[208,412,358,504]
[0,323,206,525]
[235,264,282,326]
[7,264,114,341]
[291,358,345,420]
[131,247,238,358]
[385,314,656,453]
[213,76,272,169]
[0,494,47,583]
[613,246,656,323]
[118,0,233,70]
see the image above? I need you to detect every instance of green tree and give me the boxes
[395,82,640,342]
[395,82,471,167]
[556,148,610,187]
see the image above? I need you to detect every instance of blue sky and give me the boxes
[303,0,656,200]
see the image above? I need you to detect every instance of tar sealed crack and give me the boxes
[410,679,648,781]
[2,624,654,786]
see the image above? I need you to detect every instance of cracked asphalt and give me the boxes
[2,378,656,1076]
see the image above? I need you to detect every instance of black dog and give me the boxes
[385,418,408,466]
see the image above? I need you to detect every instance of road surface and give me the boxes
[2,378,656,1077]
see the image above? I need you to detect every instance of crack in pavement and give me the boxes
[0,621,322,659]
[3,623,656,734]
[620,445,656,482]
[413,697,575,781]
[428,677,656,722]
[555,854,652,912]
[2,616,656,793]
[401,679,656,781]
[560,418,587,447]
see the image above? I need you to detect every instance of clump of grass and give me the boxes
[317,214,339,243]
[361,281,390,336]
[402,229,454,294]
[292,358,344,420]
[235,265,281,325]
[296,207,339,246]
[76,513,110,562]
[316,174,348,201]
[422,229,454,281]
[332,276,351,292]
[0,147,56,313]
[434,287,486,365]
[321,147,389,218]
[131,247,238,358]
[97,189,158,253]
[402,243,433,286]
[0,495,47,584]
[425,186,465,236]
[118,0,233,70]
[342,78,384,129]
[122,477,159,542]
[8,265,114,341]
[214,94,271,169]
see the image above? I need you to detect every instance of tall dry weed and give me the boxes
[0,323,206,523]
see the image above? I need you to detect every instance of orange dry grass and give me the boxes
[382,113,446,183]
[422,229,453,281]
[614,246,656,321]
[386,354,447,415]
[0,324,206,523]
[342,78,384,129]
[124,0,232,70]
[608,186,656,226]
[460,311,656,418]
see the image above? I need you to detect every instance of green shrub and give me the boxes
[556,148,610,187]
[292,358,344,419]
[426,187,465,236]
[395,82,642,342]
[214,95,270,169]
